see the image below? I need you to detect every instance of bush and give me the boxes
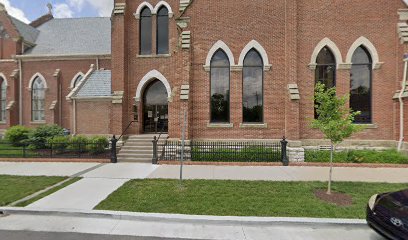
[5,126,31,146]
[191,146,281,162]
[68,135,89,152]
[28,125,64,149]
[88,136,109,154]
[305,149,408,164]
[48,136,70,154]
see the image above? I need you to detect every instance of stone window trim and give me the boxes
[238,40,271,71]
[134,1,174,19]
[27,73,48,90]
[345,37,383,70]
[135,70,172,102]
[137,54,171,58]
[203,40,235,71]
[69,72,85,89]
[30,121,46,125]
[309,38,343,70]
[204,40,272,72]
[355,123,378,129]
[239,123,268,129]
[207,123,234,128]
[0,121,6,124]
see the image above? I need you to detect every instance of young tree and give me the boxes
[311,82,364,194]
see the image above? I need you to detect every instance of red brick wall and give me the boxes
[76,100,112,135]
[20,58,111,129]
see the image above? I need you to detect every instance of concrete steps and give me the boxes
[117,134,168,163]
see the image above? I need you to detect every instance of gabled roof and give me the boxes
[76,70,112,97]
[10,16,39,44]
[24,17,111,56]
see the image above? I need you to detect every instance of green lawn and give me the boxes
[96,179,407,219]
[305,149,408,164]
[0,175,67,206]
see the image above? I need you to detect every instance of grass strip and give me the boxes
[96,179,408,219]
[0,175,66,206]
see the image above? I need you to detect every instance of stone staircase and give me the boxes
[117,134,168,163]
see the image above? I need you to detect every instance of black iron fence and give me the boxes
[154,138,289,164]
[0,141,112,159]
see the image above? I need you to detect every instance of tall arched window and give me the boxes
[32,77,45,121]
[350,46,372,124]
[210,50,230,123]
[0,78,6,122]
[243,49,263,123]
[73,74,83,88]
[315,47,336,87]
[315,47,336,118]
[156,6,169,54]
[140,7,152,55]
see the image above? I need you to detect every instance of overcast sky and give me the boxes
[0,0,113,23]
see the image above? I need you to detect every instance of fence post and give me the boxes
[50,143,53,158]
[22,145,26,158]
[110,135,118,163]
[152,136,158,164]
[281,137,289,166]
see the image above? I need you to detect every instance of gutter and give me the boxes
[14,53,111,61]
[398,54,408,151]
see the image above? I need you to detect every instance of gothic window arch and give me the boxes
[0,77,6,121]
[350,46,372,124]
[210,49,230,123]
[31,76,46,121]
[156,6,169,54]
[243,49,263,123]
[140,7,152,55]
[71,72,84,89]
[314,46,336,118]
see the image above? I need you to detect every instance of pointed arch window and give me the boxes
[32,77,45,121]
[156,6,169,54]
[350,46,372,124]
[0,78,6,122]
[315,47,336,118]
[210,50,230,123]
[243,49,263,123]
[140,7,152,55]
[73,74,83,88]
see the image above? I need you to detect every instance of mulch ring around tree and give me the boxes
[314,189,353,206]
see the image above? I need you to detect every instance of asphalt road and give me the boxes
[0,230,202,240]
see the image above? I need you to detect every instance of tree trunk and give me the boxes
[327,143,334,195]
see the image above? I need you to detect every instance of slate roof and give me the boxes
[10,17,40,44]
[76,70,112,97]
[25,17,111,56]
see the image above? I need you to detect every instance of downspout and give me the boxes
[73,99,76,135]
[398,55,408,151]
[18,59,22,125]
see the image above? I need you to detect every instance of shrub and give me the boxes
[48,136,70,154]
[5,126,31,146]
[28,125,64,149]
[304,149,408,164]
[68,135,89,153]
[88,136,109,154]
[191,146,280,162]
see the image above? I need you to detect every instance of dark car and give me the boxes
[367,189,408,240]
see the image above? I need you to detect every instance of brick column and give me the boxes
[110,1,127,136]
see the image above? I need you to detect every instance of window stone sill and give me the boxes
[30,121,46,125]
[137,54,171,58]
[240,123,268,129]
[0,121,6,125]
[207,123,234,128]
[355,123,378,129]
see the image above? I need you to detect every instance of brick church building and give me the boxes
[1,0,408,149]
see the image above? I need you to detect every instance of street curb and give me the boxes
[0,207,367,226]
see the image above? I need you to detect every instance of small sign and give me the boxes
[148,111,153,118]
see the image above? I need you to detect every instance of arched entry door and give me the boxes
[143,79,169,133]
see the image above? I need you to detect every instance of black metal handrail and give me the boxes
[118,121,137,142]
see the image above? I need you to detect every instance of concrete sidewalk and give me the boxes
[2,162,408,183]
